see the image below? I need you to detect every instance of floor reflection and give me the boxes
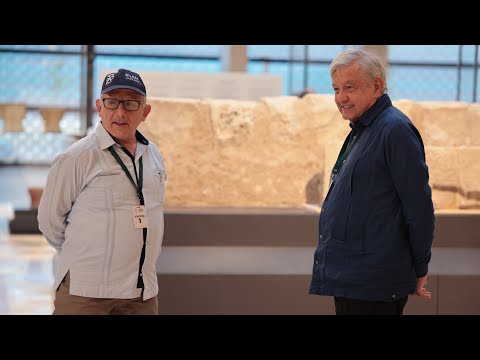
[0,234,55,315]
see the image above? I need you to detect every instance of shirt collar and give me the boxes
[95,122,149,151]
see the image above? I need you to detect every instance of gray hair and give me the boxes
[330,47,388,94]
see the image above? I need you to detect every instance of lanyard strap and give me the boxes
[330,128,360,183]
[108,145,147,291]
[108,146,144,204]
[333,132,356,172]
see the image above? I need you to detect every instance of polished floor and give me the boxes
[0,233,56,315]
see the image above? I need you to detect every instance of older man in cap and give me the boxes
[38,68,167,315]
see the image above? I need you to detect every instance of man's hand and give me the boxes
[415,275,432,299]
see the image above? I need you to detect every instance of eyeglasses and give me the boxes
[101,98,145,111]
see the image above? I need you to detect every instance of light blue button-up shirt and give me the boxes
[38,123,167,300]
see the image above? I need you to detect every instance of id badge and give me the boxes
[132,205,148,229]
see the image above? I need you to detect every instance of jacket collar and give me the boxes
[350,93,392,129]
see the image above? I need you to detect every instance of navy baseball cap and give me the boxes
[101,68,146,96]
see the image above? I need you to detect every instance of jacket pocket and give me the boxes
[324,238,345,280]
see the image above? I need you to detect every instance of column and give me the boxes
[221,45,248,72]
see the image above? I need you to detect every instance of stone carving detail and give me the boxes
[305,172,324,206]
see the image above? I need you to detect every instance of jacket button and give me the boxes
[315,260,319,265]
[392,294,396,299]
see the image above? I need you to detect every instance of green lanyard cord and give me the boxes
[108,146,144,204]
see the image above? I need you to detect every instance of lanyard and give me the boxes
[108,146,144,205]
[109,145,147,292]
[330,129,359,184]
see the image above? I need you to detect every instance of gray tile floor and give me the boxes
[0,166,52,314]
[0,234,55,315]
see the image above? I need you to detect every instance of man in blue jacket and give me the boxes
[309,48,435,315]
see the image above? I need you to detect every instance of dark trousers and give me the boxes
[334,296,408,315]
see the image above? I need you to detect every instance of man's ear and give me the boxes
[142,104,152,120]
[373,77,384,96]
[95,98,102,113]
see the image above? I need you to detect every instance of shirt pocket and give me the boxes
[153,156,167,205]
[82,172,128,207]
[158,169,167,184]
[156,170,166,205]
[143,158,166,207]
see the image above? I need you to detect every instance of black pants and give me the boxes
[334,296,408,315]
